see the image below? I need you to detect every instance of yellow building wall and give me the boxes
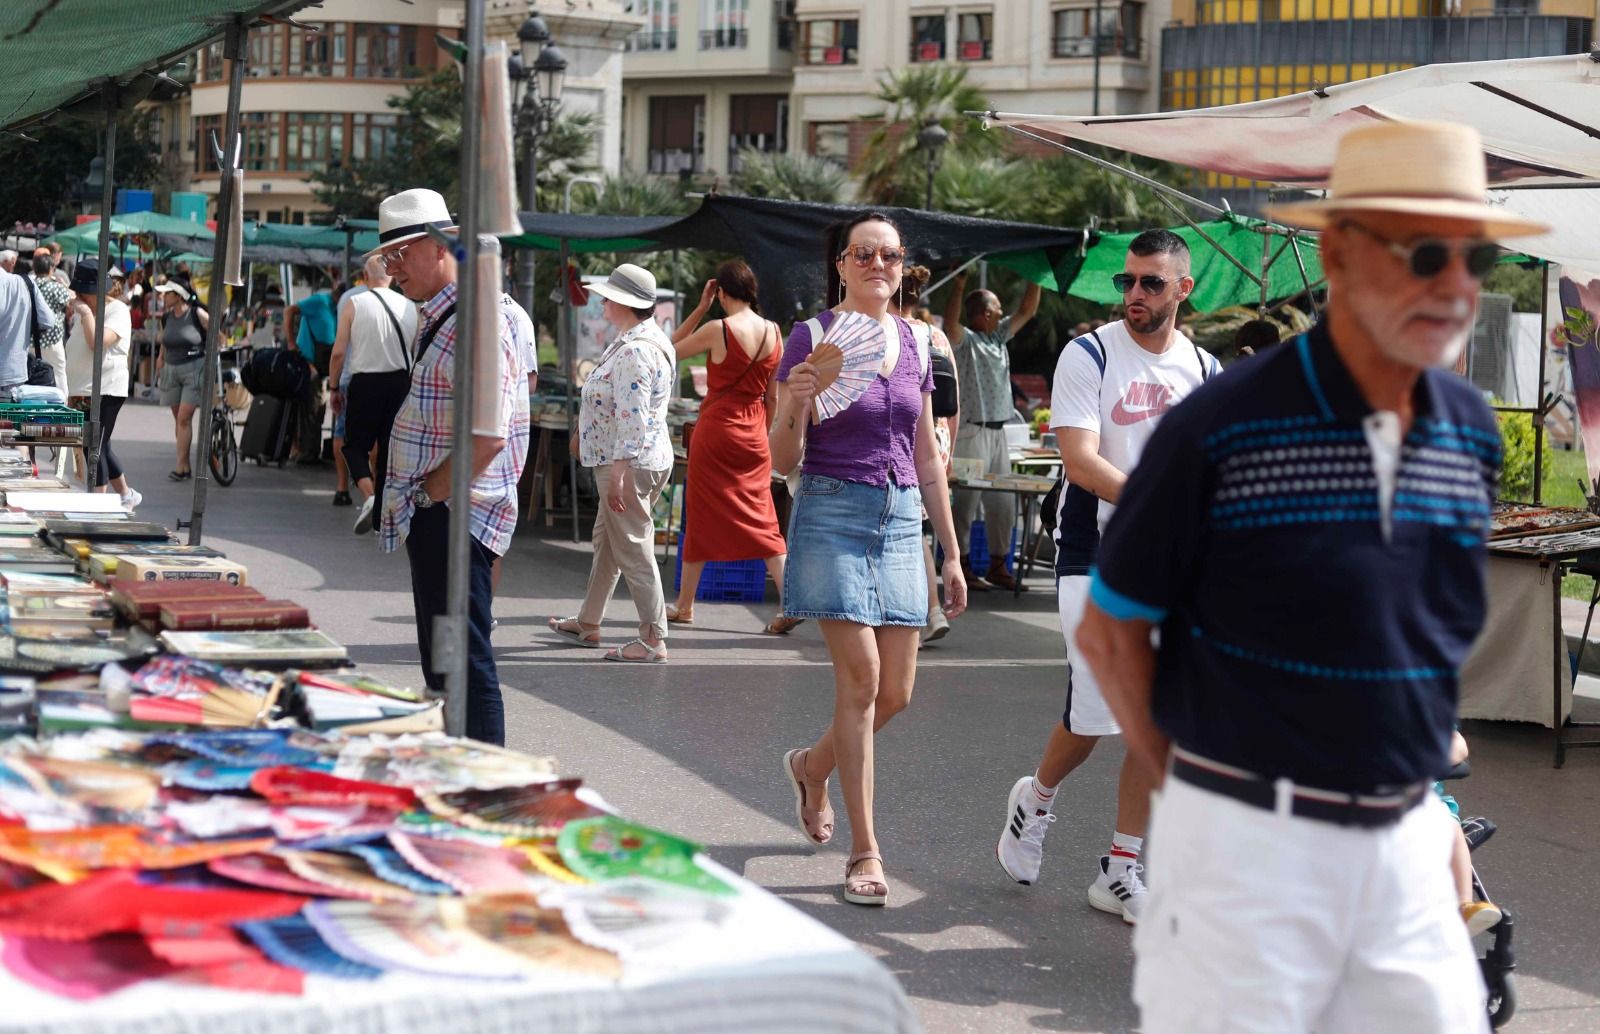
[1198,0,1439,22]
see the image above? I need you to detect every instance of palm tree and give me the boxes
[728,150,847,203]
[854,64,1001,206]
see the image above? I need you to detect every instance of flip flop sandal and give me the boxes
[547,616,601,648]
[666,605,694,625]
[844,850,888,907]
[604,637,668,664]
[782,748,833,845]
[168,469,192,481]
[764,615,805,636]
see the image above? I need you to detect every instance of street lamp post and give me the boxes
[917,120,948,211]
[510,12,568,317]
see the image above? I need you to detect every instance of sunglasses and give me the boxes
[839,245,905,268]
[380,241,418,271]
[1111,273,1178,295]
[1341,222,1499,280]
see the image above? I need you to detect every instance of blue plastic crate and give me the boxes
[674,535,769,602]
[968,520,1016,574]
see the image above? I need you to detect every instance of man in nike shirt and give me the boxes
[996,229,1220,920]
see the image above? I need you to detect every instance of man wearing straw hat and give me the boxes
[1076,121,1544,1032]
[372,188,531,746]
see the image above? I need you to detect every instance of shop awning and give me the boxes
[979,53,1600,188]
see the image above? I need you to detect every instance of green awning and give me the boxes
[1069,215,1324,313]
[50,212,213,254]
[0,2,315,132]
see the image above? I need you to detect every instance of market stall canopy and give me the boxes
[978,53,1600,188]
[505,196,1090,319]
[51,212,212,256]
[1070,215,1322,312]
[1487,187,1600,272]
[0,2,316,132]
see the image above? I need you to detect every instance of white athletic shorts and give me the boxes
[1135,774,1489,1034]
[1059,575,1119,736]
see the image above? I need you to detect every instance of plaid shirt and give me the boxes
[380,282,532,557]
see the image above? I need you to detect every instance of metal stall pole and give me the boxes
[187,18,247,545]
[1534,260,1550,506]
[85,86,119,494]
[560,238,579,542]
[441,0,487,737]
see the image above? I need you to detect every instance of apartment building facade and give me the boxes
[620,0,1170,180]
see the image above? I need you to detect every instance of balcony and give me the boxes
[956,39,993,61]
[1053,34,1145,59]
[802,44,858,66]
[627,29,678,53]
[701,28,748,50]
[911,40,945,62]
[1160,14,1591,82]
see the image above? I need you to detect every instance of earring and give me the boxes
[838,279,845,305]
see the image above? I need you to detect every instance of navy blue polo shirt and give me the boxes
[1089,320,1501,791]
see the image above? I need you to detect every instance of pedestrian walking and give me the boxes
[330,255,418,535]
[888,264,959,645]
[151,281,209,482]
[64,259,140,508]
[666,260,791,634]
[0,254,57,399]
[286,280,339,468]
[772,212,967,906]
[28,251,69,393]
[547,263,676,663]
[995,230,1219,919]
[944,268,1041,591]
[1077,121,1543,1033]
[375,188,531,745]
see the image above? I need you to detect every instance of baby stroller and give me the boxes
[1445,761,1517,1029]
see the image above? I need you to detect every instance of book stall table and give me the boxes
[0,444,920,1034]
[949,473,1059,597]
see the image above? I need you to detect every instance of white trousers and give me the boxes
[1135,775,1487,1034]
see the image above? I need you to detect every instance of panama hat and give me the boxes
[586,263,658,308]
[1266,121,1547,239]
[366,188,457,258]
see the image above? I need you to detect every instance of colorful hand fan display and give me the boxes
[807,310,889,422]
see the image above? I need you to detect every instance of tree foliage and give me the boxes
[728,150,847,203]
[0,111,162,229]
[854,65,1002,206]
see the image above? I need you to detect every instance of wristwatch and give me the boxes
[411,484,437,509]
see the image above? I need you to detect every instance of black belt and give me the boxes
[968,420,1007,429]
[1171,751,1429,829]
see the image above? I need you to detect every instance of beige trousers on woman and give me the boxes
[578,464,673,642]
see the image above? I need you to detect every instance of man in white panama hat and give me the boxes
[371,188,533,745]
[1075,121,1546,1033]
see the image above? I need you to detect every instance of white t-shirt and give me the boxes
[346,287,418,374]
[502,295,536,380]
[65,298,132,397]
[1051,320,1220,529]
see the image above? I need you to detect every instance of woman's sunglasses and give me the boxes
[1111,273,1178,295]
[839,245,905,268]
[1341,222,1499,280]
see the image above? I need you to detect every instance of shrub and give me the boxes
[1495,403,1551,502]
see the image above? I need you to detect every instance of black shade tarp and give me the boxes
[506,196,1090,320]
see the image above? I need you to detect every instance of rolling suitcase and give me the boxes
[240,394,292,467]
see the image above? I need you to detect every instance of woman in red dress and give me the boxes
[668,260,796,634]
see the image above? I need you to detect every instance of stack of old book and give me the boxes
[108,579,310,632]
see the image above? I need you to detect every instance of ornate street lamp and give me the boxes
[917,120,948,211]
[509,12,570,315]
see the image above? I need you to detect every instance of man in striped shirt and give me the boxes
[372,189,531,745]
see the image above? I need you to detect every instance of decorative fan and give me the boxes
[807,311,888,423]
[305,898,528,981]
[447,892,622,978]
[239,912,384,980]
[389,831,533,895]
[419,778,602,838]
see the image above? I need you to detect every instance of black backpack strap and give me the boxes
[1194,341,1212,382]
[1075,328,1108,380]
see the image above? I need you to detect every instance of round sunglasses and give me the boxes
[1341,222,1499,280]
[839,245,905,268]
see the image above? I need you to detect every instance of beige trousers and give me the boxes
[579,464,672,642]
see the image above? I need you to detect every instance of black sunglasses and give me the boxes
[1341,222,1499,280]
[1111,273,1177,295]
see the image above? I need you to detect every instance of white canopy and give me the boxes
[981,53,1600,188]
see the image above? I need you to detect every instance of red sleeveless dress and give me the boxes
[682,321,786,563]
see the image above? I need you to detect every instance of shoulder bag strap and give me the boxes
[412,302,457,371]
[374,292,411,368]
[18,273,40,358]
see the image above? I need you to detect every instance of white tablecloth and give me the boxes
[1459,555,1572,728]
[0,859,921,1034]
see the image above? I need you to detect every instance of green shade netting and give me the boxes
[1070,215,1324,312]
[51,211,213,252]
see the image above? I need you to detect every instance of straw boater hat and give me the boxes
[1266,121,1547,239]
[365,188,457,258]
[586,263,658,309]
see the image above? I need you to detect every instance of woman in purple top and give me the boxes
[772,212,967,907]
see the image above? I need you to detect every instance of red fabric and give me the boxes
[682,321,786,564]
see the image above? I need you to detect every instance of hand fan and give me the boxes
[389,831,533,895]
[209,853,377,900]
[547,878,731,957]
[419,778,602,838]
[277,849,417,903]
[1,933,175,1000]
[442,892,621,978]
[556,816,734,898]
[342,843,456,896]
[239,912,384,980]
[305,898,527,981]
[807,311,888,423]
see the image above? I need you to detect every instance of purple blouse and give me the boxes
[777,311,933,487]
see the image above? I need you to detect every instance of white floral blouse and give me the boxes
[578,318,676,472]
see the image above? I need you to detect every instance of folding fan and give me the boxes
[419,778,602,838]
[807,310,888,423]
[444,892,622,978]
[238,912,384,980]
[389,831,533,895]
[305,898,528,981]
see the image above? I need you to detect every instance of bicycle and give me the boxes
[206,347,249,487]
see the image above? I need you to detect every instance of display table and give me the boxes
[950,475,1056,597]
[0,857,918,1034]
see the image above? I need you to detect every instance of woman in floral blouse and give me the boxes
[548,264,677,663]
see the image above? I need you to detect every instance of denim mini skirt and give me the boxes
[783,474,925,627]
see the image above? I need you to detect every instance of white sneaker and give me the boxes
[997,776,1056,885]
[1088,855,1149,924]
[120,489,142,512]
[352,494,376,535]
[922,605,950,644]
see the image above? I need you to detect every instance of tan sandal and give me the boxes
[604,637,668,664]
[764,614,805,635]
[844,850,888,906]
[782,748,833,845]
[548,617,601,648]
[666,604,694,625]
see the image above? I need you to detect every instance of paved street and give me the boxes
[107,399,1600,1033]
